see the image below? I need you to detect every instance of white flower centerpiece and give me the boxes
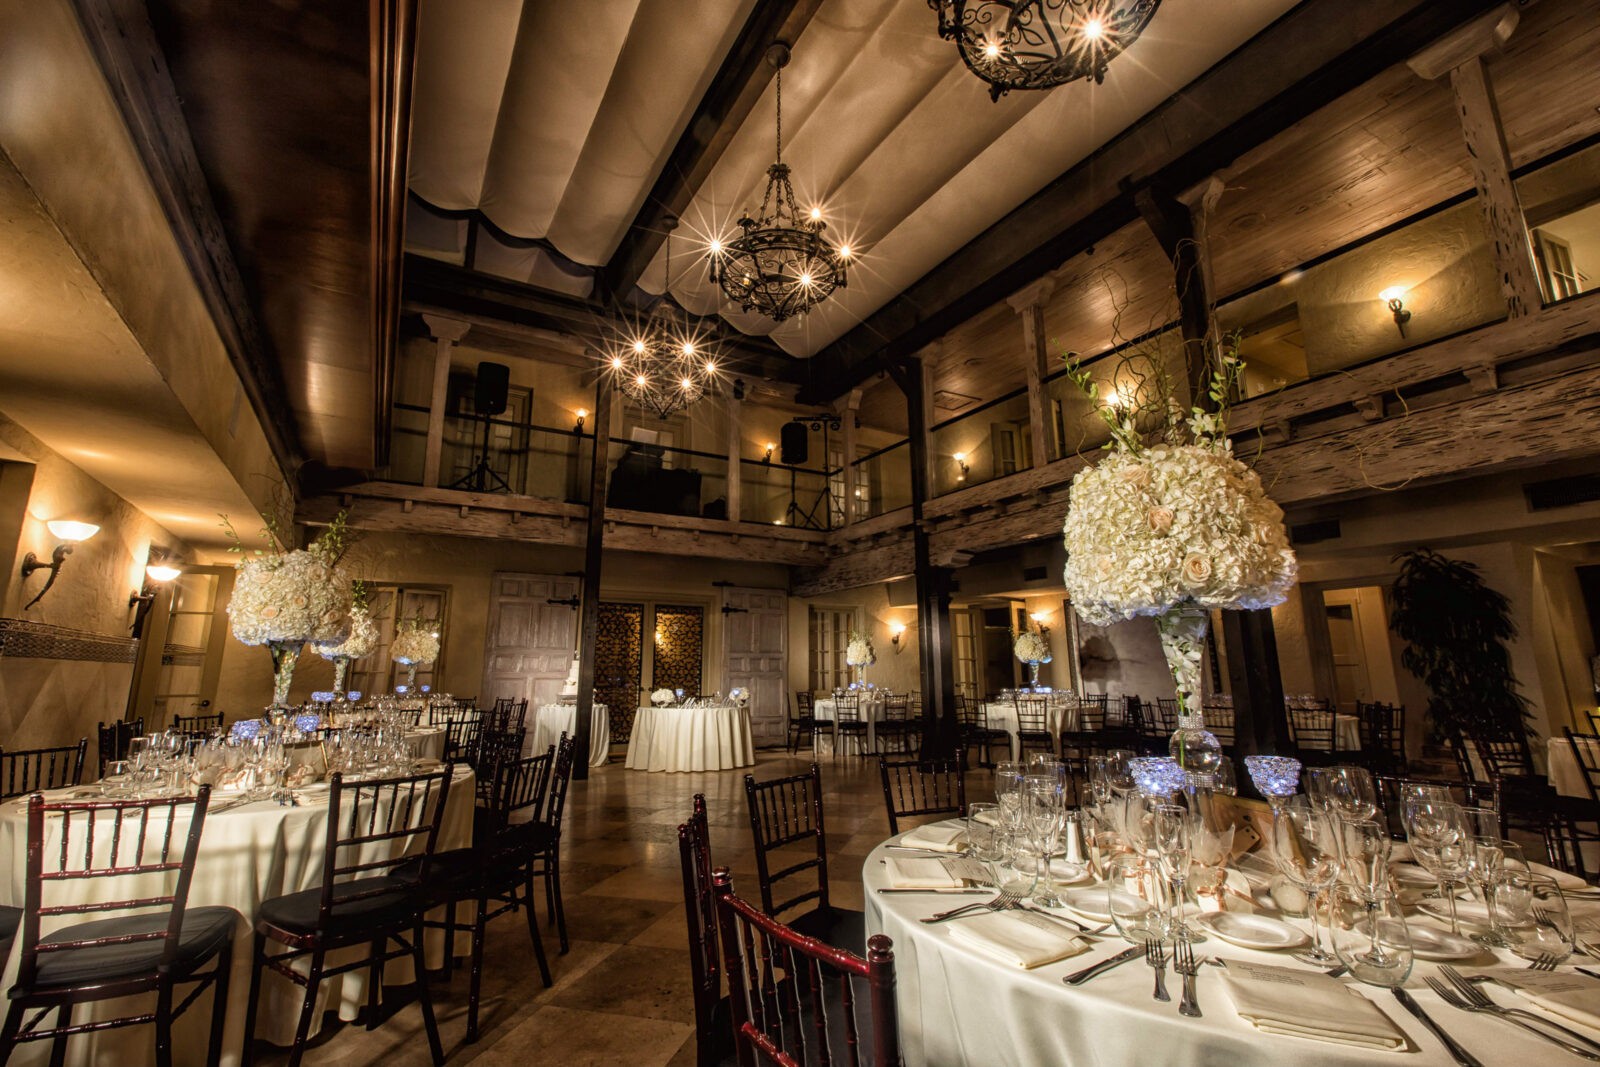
[728,687,749,707]
[650,687,677,707]
[227,511,355,710]
[314,578,378,696]
[845,631,876,687]
[1061,344,1297,780]
[1013,630,1053,690]
[390,618,441,692]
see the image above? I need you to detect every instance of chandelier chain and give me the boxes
[774,66,782,164]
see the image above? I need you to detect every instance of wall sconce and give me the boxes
[889,620,908,653]
[1378,286,1411,338]
[763,442,775,464]
[574,408,589,434]
[129,562,183,637]
[20,520,100,609]
[953,453,969,481]
[1028,610,1051,636]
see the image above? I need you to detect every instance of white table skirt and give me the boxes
[812,697,885,753]
[978,698,1082,761]
[864,823,1579,1067]
[407,725,445,761]
[0,767,476,1067]
[533,703,610,767]
[625,704,754,773]
[1549,736,1594,799]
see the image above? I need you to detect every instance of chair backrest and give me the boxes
[0,739,88,800]
[1070,698,1105,734]
[954,693,978,729]
[713,868,900,1067]
[835,693,861,722]
[1286,706,1334,750]
[1373,774,1478,838]
[1471,731,1535,779]
[96,717,144,776]
[171,712,222,735]
[795,692,814,715]
[485,698,529,734]
[540,734,577,844]
[882,694,910,722]
[744,763,830,919]
[1014,694,1050,734]
[1201,703,1235,746]
[483,748,555,841]
[441,706,485,762]
[320,767,454,923]
[1564,728,1600,806]
[476,727,527,775]
[678,795,721,1067]
[878,757,965,836]
[1120,696,1145,732]
[15,788,213,989]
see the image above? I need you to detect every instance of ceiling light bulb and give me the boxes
[704,361,716,373]
[611,356,624,369]
[799,272,813,287]
[146,564,182,583]
[575,408,588,420]
[709,239,723,255]
[1083,18,1104,40]
[953,452,966,463]
[682,341,696,356]
[632,340,647,354]
[809,207,822,221]
[838,245,851,259]
[681,377,693,389]
[635,375,648,387]
[1378,286,1407,303]
[983,41,1001,58]
[46,520,99,542]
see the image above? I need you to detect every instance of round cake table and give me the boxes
[533,702,611,767]
[624,704,755,772]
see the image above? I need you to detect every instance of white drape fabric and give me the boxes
[624,705,754,772]
[533,703,611,768]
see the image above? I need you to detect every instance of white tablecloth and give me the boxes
[979,697,1082,761]
[407,725,445,760]
[532,703,610,768]
[812,696,885,754]
[864,821,1584,1067]
[1549,736,1594,800]
[624,704,754,772]
[0,767,476,1067]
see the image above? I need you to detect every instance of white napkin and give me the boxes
[1218,961,1407,1051]
[945,910,1089,969]
[1487,969,1600,1031]
[1508,859,1591,893]
[884,857,965,890]
[901,823,967,853]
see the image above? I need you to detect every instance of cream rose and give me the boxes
[1148,506,1174,534]
[1181,554,1213,587]
[1120,465,1151,489]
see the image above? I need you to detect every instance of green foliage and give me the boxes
[1060,332,1245,455]
[350,577,370,612]
[1389,548,1529,743]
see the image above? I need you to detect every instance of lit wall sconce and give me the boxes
[1028,610,1051,636]
[1378,286,1411,338]
[953,452,969,481]
[889,620,908,653]
[573,408,589,434]
[129,562,183,637]
[20,520,100,609]
[763,442,775,463]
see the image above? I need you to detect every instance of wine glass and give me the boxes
[1023,774,1068,906]
[1465,836,1523,947]
[1272,797,1342,965]
[1323,766,1379,823]
[1500,871,1573,963]
[1152,803,1204,943]
[1098,750,1137,798]
[1329,883,1414,988]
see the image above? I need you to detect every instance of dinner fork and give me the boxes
[1527,952,1561,972]
[1426,971,1600,1061]
[922,886,1027,924]
[1174,935,1202,1018]
[1145,937,1170,1002]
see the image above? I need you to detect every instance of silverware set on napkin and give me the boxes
[1423,964,1600,1062]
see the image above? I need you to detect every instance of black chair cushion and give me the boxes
[789,906,866,955]
[29,906,239,989]
[0,905,19,943]
[258,877,417,936]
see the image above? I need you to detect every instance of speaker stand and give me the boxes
[782,467,829,531]
[450,411,512,493]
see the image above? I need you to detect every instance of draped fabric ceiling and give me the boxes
[406,0,1299,358]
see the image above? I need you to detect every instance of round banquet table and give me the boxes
[533,702,611,767]
[407,724,445,760]
[0,766,476,1067]
[811,696,885,754]
[864,820,1598,1067]
[979,695,1084,761]
[624,704,754,772]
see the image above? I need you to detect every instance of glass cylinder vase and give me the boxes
[268,641,302,709]
[1156,606,1223,782]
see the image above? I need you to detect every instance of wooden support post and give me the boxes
[891,356,958,758]
[420,314,469,487]
[1134,185,1212,408]
[1007,278,1056,468]
[725,394,742,522]
[1407,5,1542,317]
[838,388,862,526]
[573,372,613,780]
[1223,609,1292,760]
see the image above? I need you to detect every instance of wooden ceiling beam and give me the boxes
[794,0,1506,406]
[598,0,825,300]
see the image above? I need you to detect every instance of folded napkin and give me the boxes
[901,823,967,853]
[1219,961,1407,1051]
[884,857,965,890]
[1508,859,1591,893]
[1487,969,1600,1031]
[945,910,1089,969]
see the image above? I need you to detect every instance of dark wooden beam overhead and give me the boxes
[598,0,826,300]
[371,0,418,469]
[795,0,1505,406]
[404,254,807,385]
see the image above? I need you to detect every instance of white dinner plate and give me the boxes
[1060,888,1129,923]
[1195,912,1308,950]
[1391,921,1481,961]
[1044,858,1093,884]
[1391,862,1438,887]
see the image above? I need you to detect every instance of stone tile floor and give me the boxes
[253,749,965,1066]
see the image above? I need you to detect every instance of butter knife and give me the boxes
[1393,988,1482,1067]
[1064,945,1144,985]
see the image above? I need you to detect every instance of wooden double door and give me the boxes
[721,587,787,747]
[481,573,580,709]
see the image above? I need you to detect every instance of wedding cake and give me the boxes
[558,654,580,702]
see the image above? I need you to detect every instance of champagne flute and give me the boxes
[1273,797,1342,965]
[1152,803,1203,943]
[1024,775,1067,906]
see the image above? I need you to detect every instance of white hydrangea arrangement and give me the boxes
[315,579,378,695]
[1060,343,1296,763]
[226,510,355,707]
[391,617,441,692]
[728,687,749,706]
[651,687,677,706]
[1013,631,1052,664]
[845,632,876,668]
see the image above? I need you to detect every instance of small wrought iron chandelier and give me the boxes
[929,0,1163,101]
[606,220,719,420]
[707,43,848,323]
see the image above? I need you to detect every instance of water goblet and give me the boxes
[1465,836,1522,947]
[1500,872,1573,964]
[966,802,999,864]
[1108,852,1170,944]
[1329,883,1414,988]
[1272,797,1342,965]
[1023,775,1068,907]
[100,760,131,798]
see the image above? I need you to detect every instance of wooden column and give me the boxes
[1007,279,1056,467]
[725,394,742,522]
[837,388,861,526]
[419,314,469,487]
[1134,185,1212,407]
[1408,5,1542,317]
[1223,610,1292,758]
[572,371,614,780]
[916,343,940,492]
[891,355,958,758]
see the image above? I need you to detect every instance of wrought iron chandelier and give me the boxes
[707,43,848,323]
[929,0,1163,101]
[605,220,719,420]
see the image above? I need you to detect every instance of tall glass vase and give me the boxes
[1156,606,1223,782]
[1027,660,1041,690]
[401,661,418,691]
[268,641,302,709]
[331,656,350,696]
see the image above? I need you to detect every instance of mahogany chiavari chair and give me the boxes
[743,763,864,953]
[242,766,456,1067]
[527,734,578,954]
[1201,701,1237,754]
[1059,695,1106,780]
[957,694,1010,768]
[787,692,818,755]
[170,712,222,735]
[1285,701,1339,765]
[878,756,966,836]
[440,703,486,764]
[832,693,870,760]
[473,727,528,801]
[712,868,901,1067]
[1013,694,1055,760]
[678,795,736,1067]
[875,693,916,755]
[0,739,88,800]
[0,788,238,1067]
[95,717,144,777]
